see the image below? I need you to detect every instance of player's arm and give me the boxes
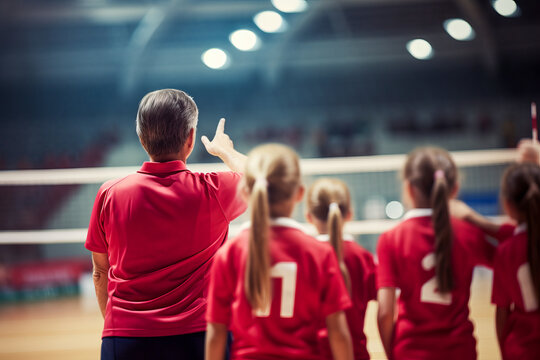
[205,322,228,360]
[449,199,501,233]
[377,287,396,360]
[92,252,109,318]
[495,306,510,354]
[326,310,353,360]
[202,118,247,173]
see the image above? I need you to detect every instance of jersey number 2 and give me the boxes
[517,263,539,312]
[255,262,298,318]
[420,253,452,305]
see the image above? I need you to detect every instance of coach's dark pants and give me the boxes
[101,332,206,360]
[101,331,232,360]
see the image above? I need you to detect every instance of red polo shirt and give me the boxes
[85,160,246,338]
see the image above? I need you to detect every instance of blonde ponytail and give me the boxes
[243,144,301,313]
[328,202,352,293]
[245,177,271,312]
[307,178,352,294]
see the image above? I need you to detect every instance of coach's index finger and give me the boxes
[215,118,226,136]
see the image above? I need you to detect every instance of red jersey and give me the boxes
[492,225,540,360]
[376,209,495,360]
[316,234,377,360]
[207,218,352,360]
[85,160,246,338]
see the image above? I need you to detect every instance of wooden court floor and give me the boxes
[0,269,500,360]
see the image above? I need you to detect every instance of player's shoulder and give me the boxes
[497,231,526,256]
[272,218,332,256]
[345,240,373,259]
[450,217,485,240]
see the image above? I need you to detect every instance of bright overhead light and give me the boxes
[201,48,229,69]
[385,201,404,220]
[444,18,475,41]
[406,39,433,60]
[271,0,308,13]
[229,29,260,51]
[492,0,519,17]
[253,11,288,33]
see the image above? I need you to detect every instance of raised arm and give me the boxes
[201,118,247,173]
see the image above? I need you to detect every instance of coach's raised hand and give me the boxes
[202,118,247,173]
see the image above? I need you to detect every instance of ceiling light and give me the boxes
[201,48,229,69]
[443,18,475,41]
[492,0,519,17]
[229,29,260,51]
[271,0,308,13]
[406,39,433,60]
[253,11,287,33]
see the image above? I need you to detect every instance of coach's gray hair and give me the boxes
[136,89,199,158]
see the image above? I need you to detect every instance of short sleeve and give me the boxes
[206,246,235,326]
[491,247,511,307]
[320,249,352,317]
[461,223,496,268]
[85,184,109,253]
[376,232,398,289]
[205,172,247,222]
[491,223,516,244]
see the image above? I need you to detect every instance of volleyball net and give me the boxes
[0,148,516,246]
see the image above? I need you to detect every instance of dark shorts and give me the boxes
[101,331,232,360]
[101,332,205,360]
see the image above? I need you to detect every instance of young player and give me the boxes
[376,147,496,360]
[306,178,377,360]
[491,163,540,359]
[205,144,354,360]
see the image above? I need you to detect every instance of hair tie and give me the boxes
[434,170,445,180]
[255,176,268,188]
[329,202,340,213]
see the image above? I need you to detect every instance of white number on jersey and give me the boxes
[255,262,298,318]
[420,253,452,305]
[517,263,539,312]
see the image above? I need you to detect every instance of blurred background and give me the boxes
[0,0,539,358]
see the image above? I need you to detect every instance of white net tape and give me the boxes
[0,148,516,244]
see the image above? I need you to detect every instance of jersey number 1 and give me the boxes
[255,262,298,318]
[420,253,452,305]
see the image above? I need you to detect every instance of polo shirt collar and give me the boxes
[138,160,188,175]
[403,208,432,220]
[514,223,527,235]
[316,233,355,242]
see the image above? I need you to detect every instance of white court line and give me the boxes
[0,148,516,185]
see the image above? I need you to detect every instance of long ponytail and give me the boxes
[243,144,301,313]
[522,173,540,301]
[245,178,271,312]
[307,178,352,294]
[404,147,457,294]
[328,202,352,293]
[431,170,454,293]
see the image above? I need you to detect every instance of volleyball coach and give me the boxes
[85,89,247,360]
